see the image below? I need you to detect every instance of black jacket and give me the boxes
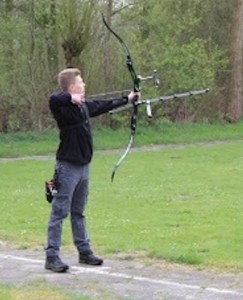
[49,92,128,164]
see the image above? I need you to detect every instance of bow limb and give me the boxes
[111,134,134,182]
[102,14,140,93]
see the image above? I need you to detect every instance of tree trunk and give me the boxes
[227,0,243,122]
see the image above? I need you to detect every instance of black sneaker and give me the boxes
[45,256,69,273]
[79,251,103,266]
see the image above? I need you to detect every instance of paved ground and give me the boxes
[1,243,243,300]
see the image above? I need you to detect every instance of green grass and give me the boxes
[0,130,58,158]
[1,140,243,270]
[0,282,89,300]
[1,120,243,157]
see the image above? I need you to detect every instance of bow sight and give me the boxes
[137,69,160,88]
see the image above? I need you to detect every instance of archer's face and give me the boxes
[69,75,86,96]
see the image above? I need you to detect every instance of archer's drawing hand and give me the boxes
[127,91,141,103]
[71,93,85,105]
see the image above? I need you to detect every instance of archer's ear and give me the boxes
[68,84,75,93]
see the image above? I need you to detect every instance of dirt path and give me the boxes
[0,244,243,300]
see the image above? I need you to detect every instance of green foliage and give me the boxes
[128,0,228,92]
[0,0,235,131]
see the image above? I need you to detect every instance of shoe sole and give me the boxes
[45,265,69,273]
[79,259,103,266]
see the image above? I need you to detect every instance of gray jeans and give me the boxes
[45,160,91,257]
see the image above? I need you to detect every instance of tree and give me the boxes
[57,0,96,68]
[0,0,19,131]
[125,0,228,121]
[227,0,243,122]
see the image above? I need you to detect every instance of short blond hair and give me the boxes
[58,68,81,91]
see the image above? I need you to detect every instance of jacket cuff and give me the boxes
[111,96,128,108]
[122,96,129,104]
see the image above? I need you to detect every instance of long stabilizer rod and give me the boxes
[109,88,209,116]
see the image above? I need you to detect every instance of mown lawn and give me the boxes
[1,140,243,270]
[1,121,243,157]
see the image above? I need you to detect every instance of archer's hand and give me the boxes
[127,91,141,103]
[71,93,85,105]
